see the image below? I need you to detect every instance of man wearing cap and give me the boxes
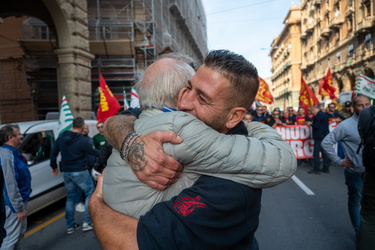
[339,101,354,120]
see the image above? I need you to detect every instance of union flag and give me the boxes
[255,77,274,104]
[97,74,121,122]
[319,68,338,100]
[299,76,319,113]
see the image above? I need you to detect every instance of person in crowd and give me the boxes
[243,112,253,123]
[322,96,371,234]
[306,105,331,174]
[282,109,295,125]
[295,106,313,125]
[82,124,97,172]
[287,107,297,120]
[50,117,99,234]
[262,106,271,118]
[0,125,31,249]
[75,124,98,213]
[90,50,297,249]
[326,102,345,123]
[357,104,375,250]
[326,102,346,159]
[319,104,326,113]
[93,122,106,150]
[253,106,269,123]
[267,110,287,128]
[339,101,354,120]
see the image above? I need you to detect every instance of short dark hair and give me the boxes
[0,125,19,145]
[204,50,259,109]
[73,117,85,129]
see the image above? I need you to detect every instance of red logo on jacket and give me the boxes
[173,196,209,216]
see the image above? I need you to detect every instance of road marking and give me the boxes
[25,212,65,238]
[291,175,315,195]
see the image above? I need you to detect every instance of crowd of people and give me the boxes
[244,102,353,127]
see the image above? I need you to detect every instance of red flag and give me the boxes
[319,68,338,100]
[255,77,274,104]
[299,76,319,113]
[97,74,121,122]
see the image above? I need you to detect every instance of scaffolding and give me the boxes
[17,0,208,118]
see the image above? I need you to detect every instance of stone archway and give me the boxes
[1,0,94,119]
[42,0,94,118]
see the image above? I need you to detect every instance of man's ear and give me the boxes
[226,107,247,129]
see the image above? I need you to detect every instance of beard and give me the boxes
[205,111,229,133]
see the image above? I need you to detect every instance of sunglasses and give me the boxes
[97,126,104,129]
[329,106,335,108]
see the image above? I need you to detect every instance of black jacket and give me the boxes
[50,131,100,172]
[311,111,329,140]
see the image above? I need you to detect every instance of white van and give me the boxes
[1,119,98,215]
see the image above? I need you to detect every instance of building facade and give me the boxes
[0,0,207,123]
[270,0,375,109]
[270,4,302,110]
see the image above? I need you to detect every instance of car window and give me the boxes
[19,131,55,166]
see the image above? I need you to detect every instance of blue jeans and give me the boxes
[344,169,363,232]
[313,139,331,172]
[63,171,94,228]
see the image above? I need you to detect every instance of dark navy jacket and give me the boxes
[311,110,330,140]
[137,122,262,249]
[50,131,99,172]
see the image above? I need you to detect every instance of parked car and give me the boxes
[0,119,98,215]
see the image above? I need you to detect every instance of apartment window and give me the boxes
[348,44,354,57]
[336,52,341,63]
[347,16,353,32]
[364,0,371,17]
[335,30,340,43]
[348,0,353,7]
[32,26,54,40]
[365,34,372,50]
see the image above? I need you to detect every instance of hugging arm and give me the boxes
[104,115,183,190]
[133,112,297,188]
[90,172,139,250]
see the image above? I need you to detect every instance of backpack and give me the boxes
[358,106,375,172]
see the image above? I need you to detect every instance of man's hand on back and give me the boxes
[128,131,184,190]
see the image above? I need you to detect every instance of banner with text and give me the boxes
[275,122,338,159]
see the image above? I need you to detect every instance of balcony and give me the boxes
[330,16,344,29]
[307,22,315,33]
[356,16,375,34]
[306,59,315,68]
[346,7,354,17]
[313,0,321,6]
[321,26,332,37]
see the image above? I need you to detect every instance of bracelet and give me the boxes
[120,131,136,160]
[124,134,141,161]
[120,132,141,161]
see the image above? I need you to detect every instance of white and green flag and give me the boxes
[356,74,375,99]
[58,95,74,135]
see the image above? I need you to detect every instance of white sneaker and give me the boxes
[75,202,85,212]
[82,223,93,232]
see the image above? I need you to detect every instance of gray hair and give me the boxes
[0,125,19,145]
[135,55,195,110]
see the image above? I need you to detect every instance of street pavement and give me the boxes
[23,162,356,250]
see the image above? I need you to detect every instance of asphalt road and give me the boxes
[23,162,356,250]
